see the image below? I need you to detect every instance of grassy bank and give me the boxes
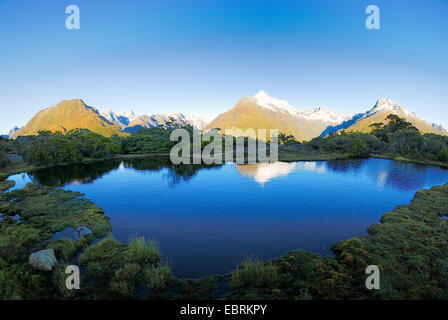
[278,150,349,162]
[373,154,448,169]
[0,179,111,299]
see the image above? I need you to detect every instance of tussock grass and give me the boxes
[125,237,161,265]
[143,261,173,291]
[79,237,126,281]
[48,238,77,260]
[230,256,278,289]
[109,279,135,299]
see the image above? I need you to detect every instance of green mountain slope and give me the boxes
[10,99,124,139]
[337,99,448,135]
[206,97,308,141]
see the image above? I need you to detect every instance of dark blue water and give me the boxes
[9,158,448,278]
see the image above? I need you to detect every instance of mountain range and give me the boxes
[9,99,123,139]
[102,109,208,133]
[321,98,448,137]
[7,92,447,141]
[9,99,209,139]
[206,91,350,141]
[207,91,447,140]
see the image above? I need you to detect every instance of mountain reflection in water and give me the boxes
[25,158,442,192]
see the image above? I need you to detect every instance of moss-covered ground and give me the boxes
[0,179,111,299]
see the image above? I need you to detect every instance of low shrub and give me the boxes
[79,238,126,281]
[230,257,278,289]
[48,238,78,260]
[143,262,173,291]
[0,151,10,168]
[125,237,161,265]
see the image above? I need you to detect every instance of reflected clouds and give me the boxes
[236,161,327,184]
[236,162,298,184]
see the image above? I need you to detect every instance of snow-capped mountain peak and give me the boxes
[101,108,208,131]
[182,113,210,130]
[248,90,349,129]
[250,90,347,125]
[320,97,448,137]
[301,106,347,124]
[251,90,299,116]
[371,99,416,117]
[116,110,136,121]
[160,113,210,130]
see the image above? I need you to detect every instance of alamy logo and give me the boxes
[65,265,80,290]
[66,5,80,30]
[365,5,380,30]
[170,128,278,165]
[365,265,380,290]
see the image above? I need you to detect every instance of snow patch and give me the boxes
[251,90,300,116]
[251,90,346,125]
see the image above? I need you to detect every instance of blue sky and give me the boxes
[0,0,447,133]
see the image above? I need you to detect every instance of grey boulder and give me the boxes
[29,249,57,271]
[76,226,92,237]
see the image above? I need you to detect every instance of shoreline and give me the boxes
[0,152,171,179]
[3,150,448,180]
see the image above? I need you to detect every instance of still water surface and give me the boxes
[8,158,448,278]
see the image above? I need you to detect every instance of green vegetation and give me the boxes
[125,237,161,265]
[227,182,448,300]
[120,128,178,154]
[22,129,121,166]
[143,262,173,291]
[278,133,297,145]
[304,114,448,166]
[0,137,11,168]
[230,257,279,290]
[0,180,111,299]
[79,236,169,298]
[0,150,10,168]
[0,128,177,178]
[47,239,78,260]
[79,237,202,299]
[440,147,448,162]
[178,276,222,300]
[2,126,214,174]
